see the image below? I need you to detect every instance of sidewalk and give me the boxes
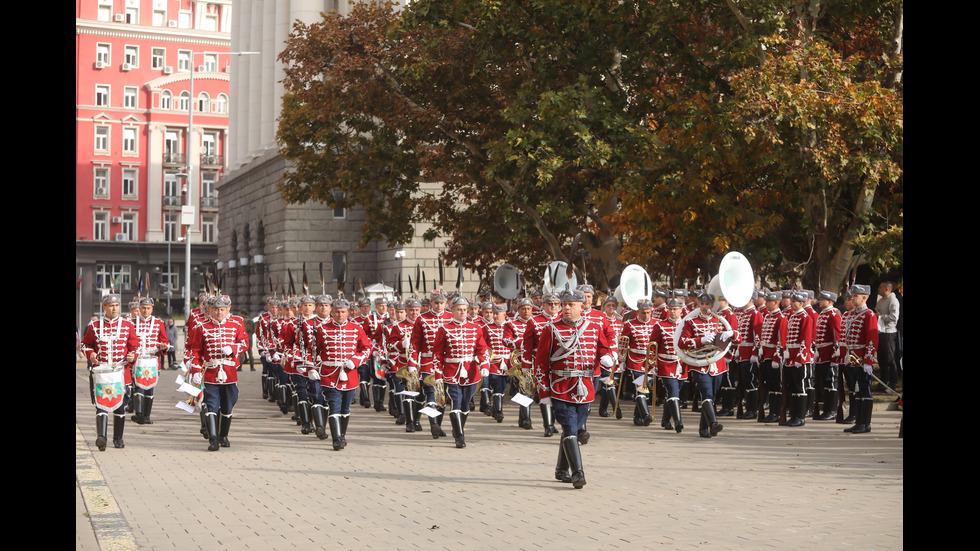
[76,361,903,550]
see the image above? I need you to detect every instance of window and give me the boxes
[164,213,179,242]
[203,53,218,72]
[96,85,109,107]
[94,168,110,199]
[125,7,139,24]
[202,8,218,32]
[178,11,191,29]
[124,46,138,68]
[160,90,172,110]
[164,132,181,163]
[96,264,131,291]
[201,173,217,207]
[332,252,346,280]
[151,48,165,69]
[214,94,228,113]
[197,92,209,113]
[121,212,137,241]
[153,9,166,27]
[122,169,137,199]
[124,87,138,109]
[123,127,137,155]
[333,191,346,219]
[177,50,191,71]
[201,216,216,243]
[178,91,190,112]
[94,126,109,153]
[164,173,181,206]
[96,44,110,66]
[162,265,179,296]
[93,212,109,241]
[98,3,112,22]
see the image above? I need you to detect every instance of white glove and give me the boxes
[599,354,614,368]
[307,369,321,381]
[408,365,418,375]
[700,334,715,346]
[540,397,552,406]
[222,345,234,356]
[272,352,282,362]
[191,372,202,386]
[344,359,356,371]
[480,368,490,378]
[145,346,159,354]
[863,364,874,376]
[718,331,734,342]
[295,365,307,374]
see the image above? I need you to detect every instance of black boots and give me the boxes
[449,410,466,448]
[785,394,807,427]
[518,405,533,430]
[329,414,345,450]
[816,390,838,421]
[698,400,723,438]
[95,413,109,451]
[112,415,126,448]
[206,413,220,451]
[634,394,653,426]
[541,403,557,437]
[403,399,416,433]
[665,398,683,433]
[561,436,586,489]
[739,390,758,420]
[313,405,328,440]
[844,399,874,434]
[763,392,782,423]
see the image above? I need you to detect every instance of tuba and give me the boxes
[674,252,754,367]
[494,264,522,300]
[615,264,653,310]
[421,373,446,407]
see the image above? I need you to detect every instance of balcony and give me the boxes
[163,195,182,207]
[201,196,218,209]
[164,152,185,165]
[201,154,224,168]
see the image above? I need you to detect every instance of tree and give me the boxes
[277,0,903,295]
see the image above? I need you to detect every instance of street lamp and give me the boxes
[183,50,259,317]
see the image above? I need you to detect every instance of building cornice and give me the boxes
[76,19,231,48]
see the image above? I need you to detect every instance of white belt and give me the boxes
[320,360,346,367]
[629,348,649,354]
[204,359,236,369]
[444,358,468,364]
[552,369,593,378]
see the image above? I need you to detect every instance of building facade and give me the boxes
[76,0,232,324]
[218,0,481,320]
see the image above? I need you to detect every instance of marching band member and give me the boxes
[783,292,814,427]
[306,294,333,438]
[715,296,739,416]
[383,300,415,431]
[678,292,741,438]
[256,297,278,400]
[310,298,371,450]
[535,289,615,489]
[733,293,764,420]
[502,298,537,429]
[280,295,317,433]
[483,303,513,425]
[81,293,138,450]
[185,295,250,451]
[522,293,563,436]
[433,296,490,448]
[758,292,788,423]
[131,297,170,425]
[813,291,842,420]
[410,291,453,438]
[650,298,686,432]
[840,285,879,434]
[620,299,657,426]
[363,297,390,412]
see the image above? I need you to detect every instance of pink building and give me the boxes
[76,0,231,321]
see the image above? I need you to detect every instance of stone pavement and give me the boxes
[76,362,903,550]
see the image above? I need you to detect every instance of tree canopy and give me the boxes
[277,0,902,294]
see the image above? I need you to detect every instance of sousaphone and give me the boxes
[493,263,522,300]
[674,252,754,367]
[542,261,577,294]
[614,264,652,310]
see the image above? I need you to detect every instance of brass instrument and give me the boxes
[612,334,630,419]
[508,349,536,395]
[638,341,658,394]
[421,373,446,407]
[395,365,420,393]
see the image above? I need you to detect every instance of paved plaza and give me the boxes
[76,361,903,550]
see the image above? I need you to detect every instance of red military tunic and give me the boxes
[758,308,788,362]
[482,321,511,375]
[134,315,169,365]
[185,317,250,384]
[840,305,878,367]
[784,309,814,366]
[678,313,741,375]
[649,318,684,379]
[621,317,658,373]
[255,310,277,359]
[384,318,414,373]
[82,316,139,384]
[814,306,842,363]
[410,311,453,376]
[313,319,371,390]
[534,317,614,403]
[433,319,489,385]
[734,306,764,362]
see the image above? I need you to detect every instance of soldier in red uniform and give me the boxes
[758,292,788,423]
[812,290,843,420]
[309,298,372,450]
[131,297,170,425]
[678,292,741,438]
[522,293,563,436]
[840,285,879,434]
[620,299,657,426]
[410,291,453,438]
[433,297,490,448]
[82,293,139,451]
[185,295,250,451]
[783,292,815,427]
[256,296,279,400]
[650,298,686,432]
[535,289,615,489]
[483,303,513,425]
[733,293,764,419]
[715,296,740,417]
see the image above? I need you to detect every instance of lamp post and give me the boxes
[182,50,259,317]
